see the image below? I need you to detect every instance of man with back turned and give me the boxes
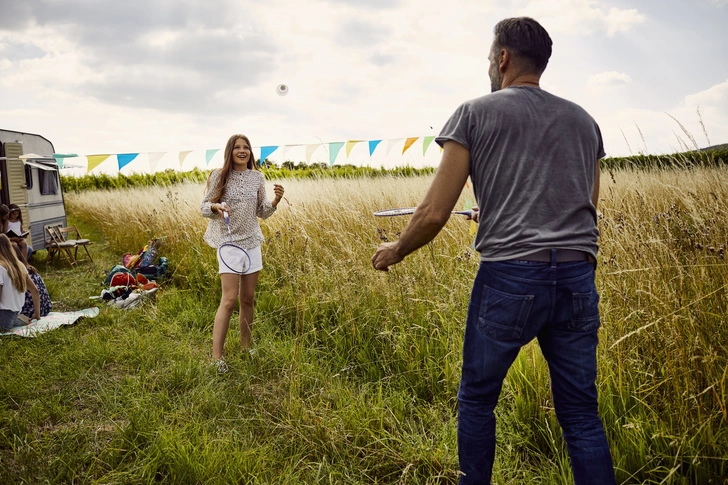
[372,16,615,485]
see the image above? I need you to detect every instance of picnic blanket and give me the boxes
[0,307,100,338]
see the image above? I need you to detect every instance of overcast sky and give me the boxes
[1,0,727,169]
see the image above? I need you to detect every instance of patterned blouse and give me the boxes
[201,168,277,250]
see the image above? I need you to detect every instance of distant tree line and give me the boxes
[60,147,727,193]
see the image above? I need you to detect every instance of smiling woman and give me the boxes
[200,133,285,372]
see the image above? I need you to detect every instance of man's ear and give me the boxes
[499,48,510,72]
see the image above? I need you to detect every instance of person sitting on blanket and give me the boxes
[0,234,40,332]
[13,244,51,322]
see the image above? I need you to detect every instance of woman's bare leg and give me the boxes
[238,271,259,349]
[212,273,240,360]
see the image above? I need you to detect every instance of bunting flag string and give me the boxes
[65,135,444,174]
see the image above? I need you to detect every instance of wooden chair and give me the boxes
[56,225,94,265]
[45,225,78,267]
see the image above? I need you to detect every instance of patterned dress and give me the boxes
[21,272,52,318]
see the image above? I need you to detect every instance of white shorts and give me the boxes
[217,245,262,275]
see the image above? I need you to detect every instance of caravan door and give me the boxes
[0,142,30,223]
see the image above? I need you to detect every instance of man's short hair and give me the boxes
[492,17,552,75]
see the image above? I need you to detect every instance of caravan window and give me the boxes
[24,165,33,189]
[39,169,59,195]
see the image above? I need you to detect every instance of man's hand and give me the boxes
[372,242,405,272]
[465,206,479,224]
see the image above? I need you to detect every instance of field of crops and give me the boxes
[1,167,726,484]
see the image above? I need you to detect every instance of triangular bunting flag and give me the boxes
[368,140,382,157]
[386,138,403,155]
[149,152,165,173]
[205,149,219,165]
[117,153,139,170]
[329,142,344,166]
[178,150,193,167]
[275,145,293,164]
[345,140,364,158]
[87,154,111,173]
[402,137,418,155]
[422,136,435,155]
[260,146,279,163]
[52,153,78,169]
[305,144,320,164]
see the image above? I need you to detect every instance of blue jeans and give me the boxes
[458,259,615,485]
[0,309,20,332]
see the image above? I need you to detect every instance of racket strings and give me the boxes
[219,243,251,274]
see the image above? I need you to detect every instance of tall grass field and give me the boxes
[1,167,726,484]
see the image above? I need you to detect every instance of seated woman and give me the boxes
[6,204,32,262]
[0,234,39,332]
[14,245,51,322]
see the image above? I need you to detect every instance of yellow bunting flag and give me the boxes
[402,137,418,154]
[178,150,193,167]
[86,154,111,173]
[345,140,364,158]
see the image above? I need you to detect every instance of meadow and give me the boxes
[1,167,726,484]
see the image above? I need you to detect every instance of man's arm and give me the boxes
[592,159,601,210]
[372,140,471,271]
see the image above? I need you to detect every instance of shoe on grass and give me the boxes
[214,359,228,374]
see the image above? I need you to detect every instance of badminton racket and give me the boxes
[218,204,251,274]
[374,207,475,218]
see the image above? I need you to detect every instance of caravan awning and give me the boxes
[23,160,57,171]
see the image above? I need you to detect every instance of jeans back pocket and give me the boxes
[478,286,534,340]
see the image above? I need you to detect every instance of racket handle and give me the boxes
[221,202,230,225]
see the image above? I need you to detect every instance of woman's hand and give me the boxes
[32,311,41,321]
[212,202,229,215]
[272,184,285,206]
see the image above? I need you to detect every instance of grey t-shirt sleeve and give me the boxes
[435,103,472,151]
[595,123,606,160]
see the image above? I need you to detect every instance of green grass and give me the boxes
[1,169,727,484]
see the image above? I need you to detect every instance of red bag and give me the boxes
[110,272,136,287]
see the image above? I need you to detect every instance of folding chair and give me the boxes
[56,225,94,265]
[45,226,78,267]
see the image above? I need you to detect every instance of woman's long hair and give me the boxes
[0,234,26,292]
[205,134,258,204]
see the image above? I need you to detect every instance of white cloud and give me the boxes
[516,0,646,36]
[586,71,633,92]
[593,79,728,155]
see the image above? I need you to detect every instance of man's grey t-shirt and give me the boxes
[436,86,605,261]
